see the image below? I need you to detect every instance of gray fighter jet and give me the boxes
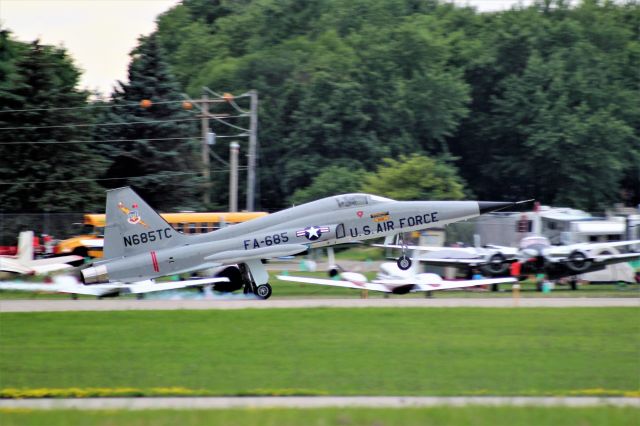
[75,187,525,299]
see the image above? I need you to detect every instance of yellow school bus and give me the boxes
[54,211,268,259]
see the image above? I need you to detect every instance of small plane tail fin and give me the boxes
[16,231,35,263]
[103,187,185,259]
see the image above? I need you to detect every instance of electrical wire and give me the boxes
[0,168,248,186]
[0,117,201,131]
[0,99,186,114]
[0,133,249,146]
[0,136,197,146]
[203,87,251,115]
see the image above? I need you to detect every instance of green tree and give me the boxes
[95,34,201,211]
[157,0,473,209]
[0,39,105,212]
[290,166,367,205]
[361,154,467,200]
[449,0,640,209]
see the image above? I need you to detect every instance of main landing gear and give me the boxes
[396,233,412,271]
[256,284,272,299]
[240,261,273,300]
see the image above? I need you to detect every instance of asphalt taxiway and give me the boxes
[0,297,637,312]
[0,396,638,409]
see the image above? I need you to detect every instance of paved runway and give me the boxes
[0,298,637,312]
[1,396,638,410]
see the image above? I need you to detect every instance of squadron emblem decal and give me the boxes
[296,226,330,241]
[118,202,148,228]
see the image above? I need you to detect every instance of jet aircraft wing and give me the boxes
[204,244,309,264]
[0,276,230,297]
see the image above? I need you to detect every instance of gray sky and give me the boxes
[0,0,532,97]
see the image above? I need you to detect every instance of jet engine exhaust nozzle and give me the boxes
[81,265,109,284]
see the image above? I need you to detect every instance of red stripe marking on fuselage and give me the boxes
[150,251,159,272]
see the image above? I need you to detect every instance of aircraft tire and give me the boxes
[570,279,578,291]
[256,283,272,300]
[397,255,412,271]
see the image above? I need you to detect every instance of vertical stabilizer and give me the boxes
[103,187,185,259]
[16,231,34,263]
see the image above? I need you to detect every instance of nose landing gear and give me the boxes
[396,234,412,271]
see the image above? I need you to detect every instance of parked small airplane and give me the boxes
[4,187,524,299]
[381,235,640,290]
[0,231,81,277]
[277,254,517,294]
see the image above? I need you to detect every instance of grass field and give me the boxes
[1,407,638,426]
[0,308,637,397]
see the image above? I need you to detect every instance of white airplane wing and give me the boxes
[590,252,640,266]
[29,255,83,267]
[276,275,392,293]
[124,277,230,294]
[546,240,640,256]
[375,244,519,258]
[0,277,230,296]
[277,274,517,294]
[413,277,517,291]
[371,276,517,292]
[374,243,475,253]
[29,263,78,274]
[0,281,112,296]
[0,259,33,275]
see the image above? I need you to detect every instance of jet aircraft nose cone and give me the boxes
[478,201,516,214]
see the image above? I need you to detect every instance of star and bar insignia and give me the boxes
[296,226,330,241]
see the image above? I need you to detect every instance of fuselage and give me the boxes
[88,193,487,283]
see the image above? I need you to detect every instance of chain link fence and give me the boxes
[0,213,85,246]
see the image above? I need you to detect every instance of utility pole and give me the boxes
[200,89,210,205]
[246,90,258,211]
[229,141,239,212]
[184,87,257,209]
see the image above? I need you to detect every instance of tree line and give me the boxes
[1,0,638,213]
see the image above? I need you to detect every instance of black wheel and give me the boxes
[570,279,578,291]
[256,283,272,300]
[70,247,89,266]
[397,255,412,271]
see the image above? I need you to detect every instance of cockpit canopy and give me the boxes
[519,236,550,249]
[333,194,394,208]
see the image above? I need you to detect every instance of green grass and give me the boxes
[1,407,638,426]
[0,308,638,396]
[268,272,640,298]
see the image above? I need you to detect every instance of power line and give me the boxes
[0,133,249,145]
[0,168,248,186]
[0,117,201,131]
[0,99,187,114]
[0,136,197,146]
